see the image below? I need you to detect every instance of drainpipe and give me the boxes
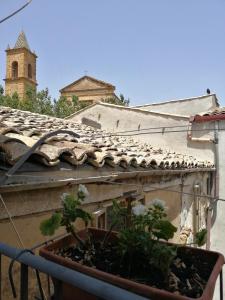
[208,121,219,248]
[193,183,200,238]
[206,121,219,249]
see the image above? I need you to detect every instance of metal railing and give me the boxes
[0,242,149,300]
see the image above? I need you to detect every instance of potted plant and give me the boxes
[39,186,224,300]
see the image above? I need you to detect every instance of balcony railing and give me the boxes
[0,242,150,300]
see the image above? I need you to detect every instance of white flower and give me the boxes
[61,193,69,202]
[78,184,89,198]
[151,199,167,210]
[132,204,146,216]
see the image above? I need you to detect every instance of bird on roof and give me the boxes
[206,88,211,95]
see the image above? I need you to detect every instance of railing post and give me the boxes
[53,279,63,300]
[220,269,223,300]
[0,254,2,300]
[20,263,28,300]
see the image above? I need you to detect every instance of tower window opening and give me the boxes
[28,64,32,79]
[12,61,18,79]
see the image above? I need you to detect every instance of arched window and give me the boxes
[28,64,32,79]
[12,61,18,79]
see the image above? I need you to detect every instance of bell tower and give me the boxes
[4,31,37,99]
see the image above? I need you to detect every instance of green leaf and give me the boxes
[40,213,62,236]
[195,229,207,247]
[152,220,177,241]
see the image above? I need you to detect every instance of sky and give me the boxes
[1,0,225,106]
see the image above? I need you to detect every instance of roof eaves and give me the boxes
[0,167,215,192]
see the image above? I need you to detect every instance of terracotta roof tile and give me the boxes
[0,106,213,171]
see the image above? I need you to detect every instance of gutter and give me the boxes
[0,168,215,193]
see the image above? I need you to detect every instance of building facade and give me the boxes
[4,31,37,99]
[60,75,117,103]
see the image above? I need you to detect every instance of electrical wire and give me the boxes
[98,180,225,203]
[0,0,32,24]
[82,126,223,139]
[3,173,225,202]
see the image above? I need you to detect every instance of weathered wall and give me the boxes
[68,103,214,161]
[209,120,225,299]
[0,171,211,299]
[211,120,225,252]
[134,94,218,116]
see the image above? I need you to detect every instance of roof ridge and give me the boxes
[133,94,217,108]
[67,101,189,120]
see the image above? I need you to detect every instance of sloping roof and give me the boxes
[194,107,225,123]
[60,76,115,93]
[134,94,218,108]
[0,106,213,172]
[66,102,189,120]
[133,94,219,117]
[14,31,30,50]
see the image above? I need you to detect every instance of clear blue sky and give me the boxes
[1,0,225,106]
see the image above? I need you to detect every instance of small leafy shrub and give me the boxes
[40,184,92,246]
[40,189,207,282]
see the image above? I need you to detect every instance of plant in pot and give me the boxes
[39,186,224,300]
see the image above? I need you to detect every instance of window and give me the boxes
[12,61,18,79]
[28,64,32,79]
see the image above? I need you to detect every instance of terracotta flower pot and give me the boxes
[39,228,224,300]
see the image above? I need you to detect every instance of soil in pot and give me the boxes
[54,234,216,299]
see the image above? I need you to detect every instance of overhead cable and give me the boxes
[0,0,32,24]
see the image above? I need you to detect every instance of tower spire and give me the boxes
[14,31,30,50]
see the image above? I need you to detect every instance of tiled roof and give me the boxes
[14,31,30,50]
[194,107,225,123]
[198,107,225,116]
[0,106,213,170]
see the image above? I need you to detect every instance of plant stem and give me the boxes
[101,222,116,247]
[67,224,85,247]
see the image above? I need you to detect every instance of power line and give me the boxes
[104,124,190,134]
[0,0,32,24]
[80,126,223,138]
[3,172,225,203]
[99,180,225,203]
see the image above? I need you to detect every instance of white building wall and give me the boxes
[134,94,218,116]
[209,120,225,253]
[69,103,214,162]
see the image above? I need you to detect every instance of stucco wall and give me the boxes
[210,120,225,299]
[0,170,211,299]
[69,103,214,161]
[211,120,225,251]
[134,95,218,116]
